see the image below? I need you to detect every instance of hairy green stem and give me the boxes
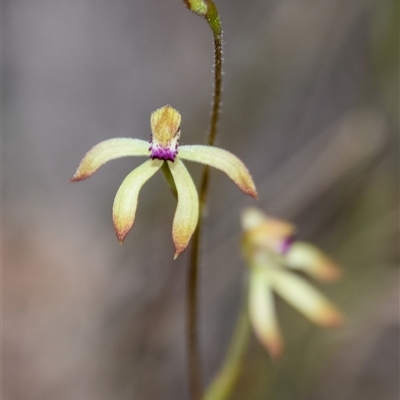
[183,1,223,399]
[205,2,223,147]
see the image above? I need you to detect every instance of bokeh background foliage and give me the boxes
[3,0,398,399]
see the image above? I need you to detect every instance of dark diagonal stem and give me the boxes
[185,2,223,399]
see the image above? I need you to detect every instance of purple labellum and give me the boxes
[280,235,295,255]
[150,142,178,162]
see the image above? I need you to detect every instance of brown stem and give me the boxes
[187,218,203,400]
[185,2,223,399]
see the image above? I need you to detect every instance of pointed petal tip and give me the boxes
[245,186,258,200]
[313,303,344,328]
[234,176,258,199]
[267,338,284,360]
[320,260,342,282]
[116,230,128,244]
[321,309,345,328]
[173,242,187,259]
[254,330,284,360]
[69,172,89,182]
[114,221,132,244]
[308,249,343,282]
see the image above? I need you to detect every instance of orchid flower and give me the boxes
[241,208,343,359]
[71,105,257,258]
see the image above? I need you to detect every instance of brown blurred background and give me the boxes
[3,0,399,399]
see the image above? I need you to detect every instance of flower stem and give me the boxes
[205,1,223,147]
[187,221,204,400]
[183,1,223,399]
[203,295,251,400]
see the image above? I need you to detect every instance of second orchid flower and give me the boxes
[241,208,343,359]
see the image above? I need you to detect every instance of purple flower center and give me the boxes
[149,142,178,162]
[280,235,295,254]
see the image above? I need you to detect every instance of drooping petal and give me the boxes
[268,268,343,327]
[113,159,163,242]
[167,159,199,259]
[178,145,258,198]
[71,138,150,181]
[285,242,341,282]
[249,267,284,359]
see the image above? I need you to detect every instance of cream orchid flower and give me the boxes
[71,105,257,258]
[241,208,343,359]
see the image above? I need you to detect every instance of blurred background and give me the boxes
[3,0,399,399]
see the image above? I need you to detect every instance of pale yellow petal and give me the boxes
[178,145,258,198]
[167,159,199,258]
[269,269,343,327]
[249,268,284,359]
[113,159,163,242]
[285,242,341,282]
[71,138,150,181]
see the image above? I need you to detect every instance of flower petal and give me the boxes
[285,242,341,282]
[167,159,199,258]
[178,145,258,198]
[249,268,284,359]
[113,159,163,242]
[71,138,150,181]
[268,269,343,327]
